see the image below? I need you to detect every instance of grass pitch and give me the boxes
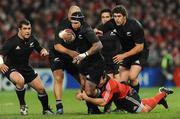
[0,88,180,119]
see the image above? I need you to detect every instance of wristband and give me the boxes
[85,52,89,57]
[0,56,4,64]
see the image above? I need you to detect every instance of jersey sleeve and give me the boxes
[98,19,115,33]
[101,81,115,104]
[132,20,145,44]
[55,19,71,44]
[33,37,43,53]
[54,37,64,45]
[83,24,100,43]
[0,39,15,56]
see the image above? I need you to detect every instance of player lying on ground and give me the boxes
[76,74,173,113]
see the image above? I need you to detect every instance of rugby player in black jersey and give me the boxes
[70,11,105,114]
[96,8,122,81]
[0,19,53,115]
[48,5,82,114]
[95,8,122,113]
[96,5,149,93]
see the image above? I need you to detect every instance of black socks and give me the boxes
[15,87,26,105]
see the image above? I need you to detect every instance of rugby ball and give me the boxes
[59,29,76,43]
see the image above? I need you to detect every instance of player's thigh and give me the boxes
[28,75,45,93]
[9,71,25,85]
[118,66,129,82]
[129,65,142,80]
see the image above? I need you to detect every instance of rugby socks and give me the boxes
[56,100,63,110]
[38,92,49,110]
[15,87,26,105]
[130,79,140,93]
[142,92,166,109]
[131,83,140,93]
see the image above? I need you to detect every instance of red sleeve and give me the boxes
[101,80,117,104]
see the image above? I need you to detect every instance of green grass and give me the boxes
[0,88,180,119]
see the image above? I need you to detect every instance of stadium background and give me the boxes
[0,0,179,90]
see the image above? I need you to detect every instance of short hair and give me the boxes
[100,8,112,17]
[18,19,31,28]
[112,5,128,17]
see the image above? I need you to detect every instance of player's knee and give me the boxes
[129,73,138,81]
[16,79,25,89]
[55,76,63,83]
[37,87,46,94]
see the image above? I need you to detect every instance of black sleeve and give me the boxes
[33,37,43,53]
[55,19,71,42]
[54,37,64,45]
[132,20,145,44]
[0,39,15,56]
[83,24,100,43]
[98,19,115,33]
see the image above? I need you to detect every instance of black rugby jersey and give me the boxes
[0,34,42,66]
[97,24,121,63]
[50,20,103,63]
[49,18,76,60]
[71,22,103,62]
[99,18,148,52]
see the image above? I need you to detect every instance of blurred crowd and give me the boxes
[0,0,179,67]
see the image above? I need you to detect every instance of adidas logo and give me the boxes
[30,42,34,47]
[78,34,83,39]
[54,57,60,62]
[86,74,90,79]
[135,60,140,64]
[110,31,116,36]
[15,46,21,50]
[10,68,16,72]
[113,29,117,33]
[127,32,132,36]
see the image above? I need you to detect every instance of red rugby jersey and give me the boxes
[101,79,131,104]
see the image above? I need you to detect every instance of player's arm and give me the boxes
[80,91,107,106]
[76,81,114,106]
[86,40,103,56]
[124,20,145,57]
[113,20,145,63]
[80,26,103,56]
[0,55,8,73]
[0,40,13,73]
[113,43,144,63]
[54,44,79,58]
[94,19,115,35]
[72,27,103,64]
[54,22,79,58]
[55,29,79,58]
[33,37,49,56]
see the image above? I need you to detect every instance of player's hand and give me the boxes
[69,51,79,58]
[40,48,49,56]
[113,54,126,64]
[75,90,83,101]
[94,28,103,36]
[72,53,87,64]
[81,91,88,100]
[0,64,9,73]
[59,30,74,41]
